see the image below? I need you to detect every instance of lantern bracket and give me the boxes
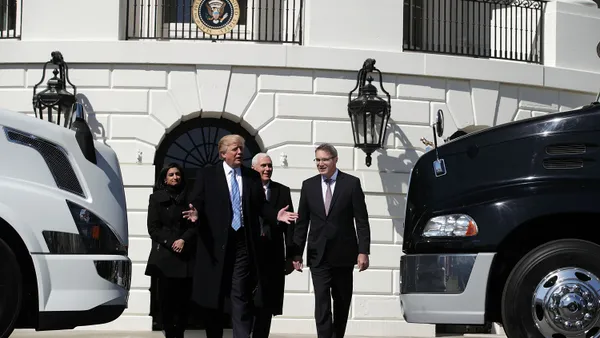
[348,59,392,104]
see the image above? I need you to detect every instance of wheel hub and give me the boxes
[550,285,595,329]
[533,268,600,337]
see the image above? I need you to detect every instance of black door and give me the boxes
[151,117,262,330]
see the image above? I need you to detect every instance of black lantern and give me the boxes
[32,51,97,164]
[32,51,77,128]
[348,58,391,167]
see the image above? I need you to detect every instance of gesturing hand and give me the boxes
[172,239,185,253]
[182,203,198,222]
[277,205,299,224]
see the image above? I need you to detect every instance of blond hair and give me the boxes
[218,134,245,155]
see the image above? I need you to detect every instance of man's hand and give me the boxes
[277,205,299,224]
[285,258,295,275]
[172,239,185,253]
[182,204,198,222]
[292,255,303,272]
[357,253,369,272]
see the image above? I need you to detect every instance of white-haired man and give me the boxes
[250,153,295,338]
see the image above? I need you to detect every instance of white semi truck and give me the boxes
[0,102,132,338]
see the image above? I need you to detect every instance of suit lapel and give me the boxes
[328,171,344,214]
[269,181,280,205]
[216,162,232,214]
[241,166,251,211]
[313,176,327,218]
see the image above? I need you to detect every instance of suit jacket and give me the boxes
[189,162,279,310]
[144,187,196,279]
[293,170,370,267]
[256,180,294,315]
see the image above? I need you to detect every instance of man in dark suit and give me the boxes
[250,153,295,338]
[292,143,370,338]
[182,135,298,338]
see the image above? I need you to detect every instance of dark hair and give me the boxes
[154,162,186,192]
[315,143,338,158]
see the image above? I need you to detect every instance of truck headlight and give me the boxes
[422,214,478,237]
[42,200,128,255]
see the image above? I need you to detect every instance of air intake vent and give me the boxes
[543,158,585,170]
[3,127,85,197]
[546,144,587,155]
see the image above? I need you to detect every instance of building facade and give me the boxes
[2,0,600,336]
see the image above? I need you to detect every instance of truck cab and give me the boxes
[0,102,131,337]
[400,100,600,338]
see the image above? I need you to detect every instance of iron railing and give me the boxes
[126,0,303,44]
[0,0,20,39]
[403,0,545,64]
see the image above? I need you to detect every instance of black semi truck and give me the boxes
[400,97,600,338]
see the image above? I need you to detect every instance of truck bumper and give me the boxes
[400,252,495,325]
[32,254,132,330]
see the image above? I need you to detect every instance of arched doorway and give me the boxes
[154,117,262,183]
[151,117,262,331]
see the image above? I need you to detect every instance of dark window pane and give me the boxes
[154,118,262,186]
[0,0,17,32]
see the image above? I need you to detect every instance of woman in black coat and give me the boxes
[144,163,196,338]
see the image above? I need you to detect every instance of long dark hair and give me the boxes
[154,162,187,193]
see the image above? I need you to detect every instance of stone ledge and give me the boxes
[1,41,599,93]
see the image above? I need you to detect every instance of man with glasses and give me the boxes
[291,143,371,338]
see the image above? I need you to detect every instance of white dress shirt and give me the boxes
[223,161,243,198]
[223,161,244,228]
[321,169,339,201]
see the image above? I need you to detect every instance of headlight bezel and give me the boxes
[421,213,478,238]
[42,200,128,256]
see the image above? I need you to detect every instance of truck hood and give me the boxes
[403,102,600,248]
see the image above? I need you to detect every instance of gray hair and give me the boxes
[315,143,338,158]
[252,153,271,167]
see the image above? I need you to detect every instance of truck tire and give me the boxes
[0,237,22,338]
[501,239,600,338]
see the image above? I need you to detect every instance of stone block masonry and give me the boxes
[0,63,596,337]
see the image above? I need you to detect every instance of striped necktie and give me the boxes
[230,169,242,231]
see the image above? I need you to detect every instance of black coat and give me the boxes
[255,180,294,316]
[293,170,371,267]
[144,187,196,279]
[189,162,279,310]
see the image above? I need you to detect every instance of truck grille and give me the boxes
[3,127,85,197]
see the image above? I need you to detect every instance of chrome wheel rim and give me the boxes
[533,267,600,338]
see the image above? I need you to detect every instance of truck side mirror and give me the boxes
[70,102,97,165]
[436,109,444,138]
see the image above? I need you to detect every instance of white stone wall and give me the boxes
[0,63,598,336]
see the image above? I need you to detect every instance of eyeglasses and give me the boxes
[313,157,334,163]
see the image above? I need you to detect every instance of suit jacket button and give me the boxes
[222,245,225,250]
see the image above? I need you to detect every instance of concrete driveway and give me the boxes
[11,329,508,338]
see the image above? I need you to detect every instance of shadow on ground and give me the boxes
[12,329,507,338]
